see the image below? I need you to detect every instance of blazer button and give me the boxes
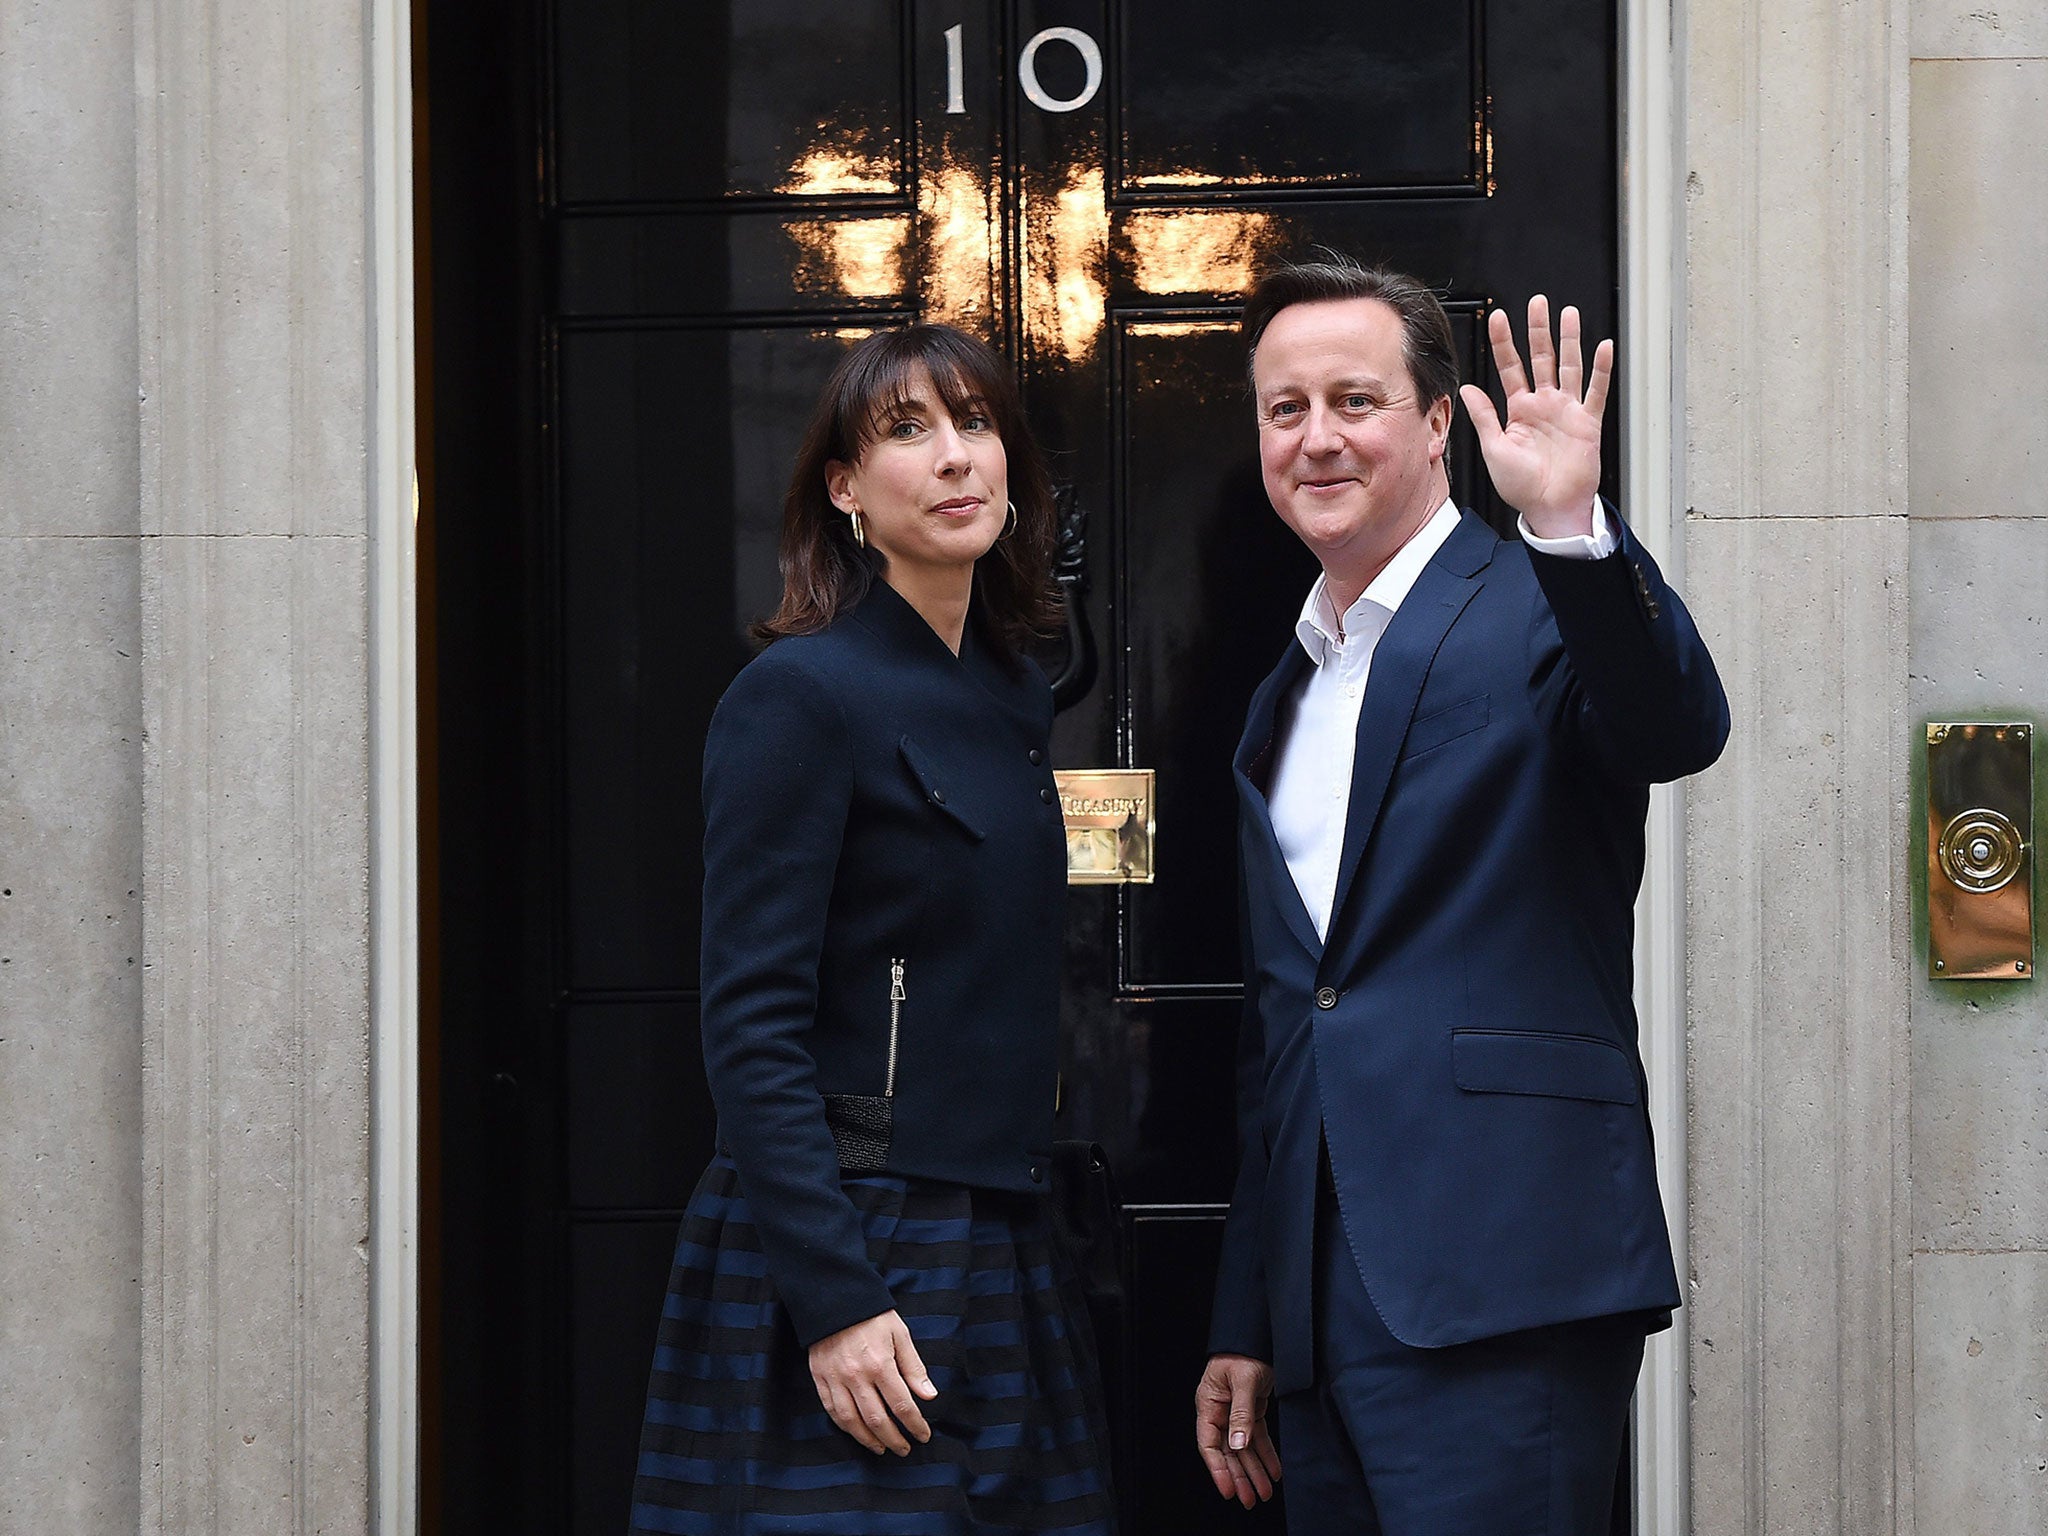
[1029,1164,1044,1184]
[1040,787,1056,804]
[1315,986,1338,1010]
[930,787,946,804]
[1028,749,1044,765]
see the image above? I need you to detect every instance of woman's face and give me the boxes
[825,364,1009,579]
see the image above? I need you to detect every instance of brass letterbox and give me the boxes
[1054,769,1155,885]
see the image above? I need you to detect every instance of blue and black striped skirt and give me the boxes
[630,1157,1117,1535]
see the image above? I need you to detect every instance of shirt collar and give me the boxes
[1294,499,1463,665]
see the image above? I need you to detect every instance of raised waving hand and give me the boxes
[1457,295,1611,539]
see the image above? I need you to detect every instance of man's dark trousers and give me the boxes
[1275,1179,1644,1536]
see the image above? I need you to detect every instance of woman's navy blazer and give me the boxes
[699,577,1070,1347]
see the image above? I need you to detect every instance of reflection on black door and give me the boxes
[426,3,1618,1531]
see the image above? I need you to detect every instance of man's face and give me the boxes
[1252,297,1452,573]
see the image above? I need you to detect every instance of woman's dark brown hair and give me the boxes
[753,325,1061,663]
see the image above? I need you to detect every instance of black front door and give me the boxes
[425,4,1617,1531]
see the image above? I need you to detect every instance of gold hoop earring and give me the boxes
[1000,501,1019,540]
[848,507,866,548]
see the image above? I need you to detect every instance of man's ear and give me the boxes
[824,460,856,515]
[1427,393,1455,459]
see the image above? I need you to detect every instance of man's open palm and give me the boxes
[1458,295,1611,538]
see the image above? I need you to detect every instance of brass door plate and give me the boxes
[1927,722,2033,980]
[1055,769,1155,885]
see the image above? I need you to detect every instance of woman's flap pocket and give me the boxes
[1404,693,1490,760]
[898,735,987,841]
[1452,1029,1640,1105]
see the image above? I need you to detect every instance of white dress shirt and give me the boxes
[1267,499,1615,939]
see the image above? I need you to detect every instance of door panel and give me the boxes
[556,213,915,317]
[564,1000,703,1210]
[429,2,1618,1529]
[1125,1214,1258,1531]
[1113,315,1312,992]
[557,324,867,990]
[553,6,910,205]
[569,1222,685,1534]
[1115,3,1485,195]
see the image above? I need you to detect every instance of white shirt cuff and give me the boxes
[1518,499,1617,560]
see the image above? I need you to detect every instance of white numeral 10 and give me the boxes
[943,22,1104,115]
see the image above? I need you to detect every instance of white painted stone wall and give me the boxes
[134,0,376,1529]
[2,2,379,1532]
[1683,0,1915,1531]
[1908,4,2048,1531]
[0,0,145,1528]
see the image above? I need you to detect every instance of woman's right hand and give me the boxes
[807,1310,938,1455]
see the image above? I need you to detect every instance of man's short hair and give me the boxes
[1242,256,1459,414]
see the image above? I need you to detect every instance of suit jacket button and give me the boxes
[1040,787,1056,804]
[1029,1164,1044,1183]
[931,787,946,804]
[1315,986,1338,1010]
[1029,748,1044,765]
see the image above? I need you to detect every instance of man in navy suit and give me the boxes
[1192,259,1729,1534]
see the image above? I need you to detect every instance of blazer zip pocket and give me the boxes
[1402,692,1491,761]
[898,735,987,841]
[1451,1028,1640,1106]
[819,957,903,1172]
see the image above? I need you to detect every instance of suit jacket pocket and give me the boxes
[1403,693,1490,760]
[898,735,987,841]
[1451,1028,1640,1105]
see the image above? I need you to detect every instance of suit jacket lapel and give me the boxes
[1234,640,1320,953]
[1324,514,1496,931]
[1233,640,1309,790]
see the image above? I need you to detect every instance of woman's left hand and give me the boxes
[808,1309,939,1456]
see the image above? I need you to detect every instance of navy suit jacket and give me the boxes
[1208,510,1729,1394]
[700,578,1069,1347]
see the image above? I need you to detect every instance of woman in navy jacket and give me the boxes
[629,326,1115,1534]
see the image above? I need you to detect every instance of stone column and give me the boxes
[135,4,375,1532]
[1906,5,2048,1532]
[1683,1,1914,1533]
[0,2,145,1528]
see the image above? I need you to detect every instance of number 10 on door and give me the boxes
[944,23,1104,115]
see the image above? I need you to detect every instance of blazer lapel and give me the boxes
[1323,514,1497,930]
[1234,640,1320,953]
[1234,640,1311,791]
